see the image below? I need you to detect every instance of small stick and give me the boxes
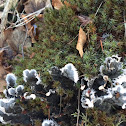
[6,4,49,29]
[95,1,104,17]
[48,107,50,119]
[68,34,79,45]
[68,24,87,45]
[0,45,9,50]
[124,10,126,39]
[59,95,62,114]
[76,88,80,126]
[22,26,28,59]
[100,40,104,51]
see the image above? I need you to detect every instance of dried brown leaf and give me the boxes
[115,92,120,99]
[3,28,13,41]
[0,50,7,92]
[24,0,51,14]
[64,1,78,11]
[3,26,29,53]
[52,0,64,10]
[76,27,86,58]
[77,15,92,26]
[4,65,12,73]
[30,52,35,58]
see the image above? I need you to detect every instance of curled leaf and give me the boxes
[78,15,92,26]
[24,0,52,14]
[52,0,64,10]
[76,27,86,58]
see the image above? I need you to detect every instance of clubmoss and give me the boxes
[64,0,126,39]
[12,7,122,81]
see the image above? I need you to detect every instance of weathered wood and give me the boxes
[0,0,18,47]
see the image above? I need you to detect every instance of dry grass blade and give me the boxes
[21,14,36,44]
[100,40,104,51]
[6,5,48,29]
[124,10,126,39]
[76,88,80,126]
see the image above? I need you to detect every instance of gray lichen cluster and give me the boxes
[81,55,126,110]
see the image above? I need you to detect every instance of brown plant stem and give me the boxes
[76,88,80,126]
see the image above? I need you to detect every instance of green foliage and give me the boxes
[12,1,125,82]
[72,108,126,126]
[9,1,126,126]
[66,0,126,39]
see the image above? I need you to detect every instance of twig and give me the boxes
[0,45,9,50]
[0,3,4,8]
[124,10,126,39]
[22,26,28,59]
[95,1,104,17]
[48,107,50,119]
[59,95,62,114]
[68,34,79,44]
[100,40,104,51]
[76,88,80,126]
[6,4,50,29]
[68,24,88,45]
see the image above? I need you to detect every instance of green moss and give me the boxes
[11,1,124,84]
[8,1,126,125]
[82,108,126,126]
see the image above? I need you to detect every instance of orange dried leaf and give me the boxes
[64,1,78,11]
[100,40,103,51]
[115,92,120,99]
[30,52,35,59]
[76,27,86,58]
[21,14,32,29]
[37,14,43,19]
[52,0,64,10]
[64,1,71,7]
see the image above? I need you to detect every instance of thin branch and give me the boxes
[95,1,104,17]
[76,88,80,126]
[68,24,88,45]
[6,4,50,29]
[0,3,5,8]
[0,45,9,50]
[22,26,28,59]
[59,95,62,114]
[48,107,50,119]
[68,34,79,45]
[124,10,126,39]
